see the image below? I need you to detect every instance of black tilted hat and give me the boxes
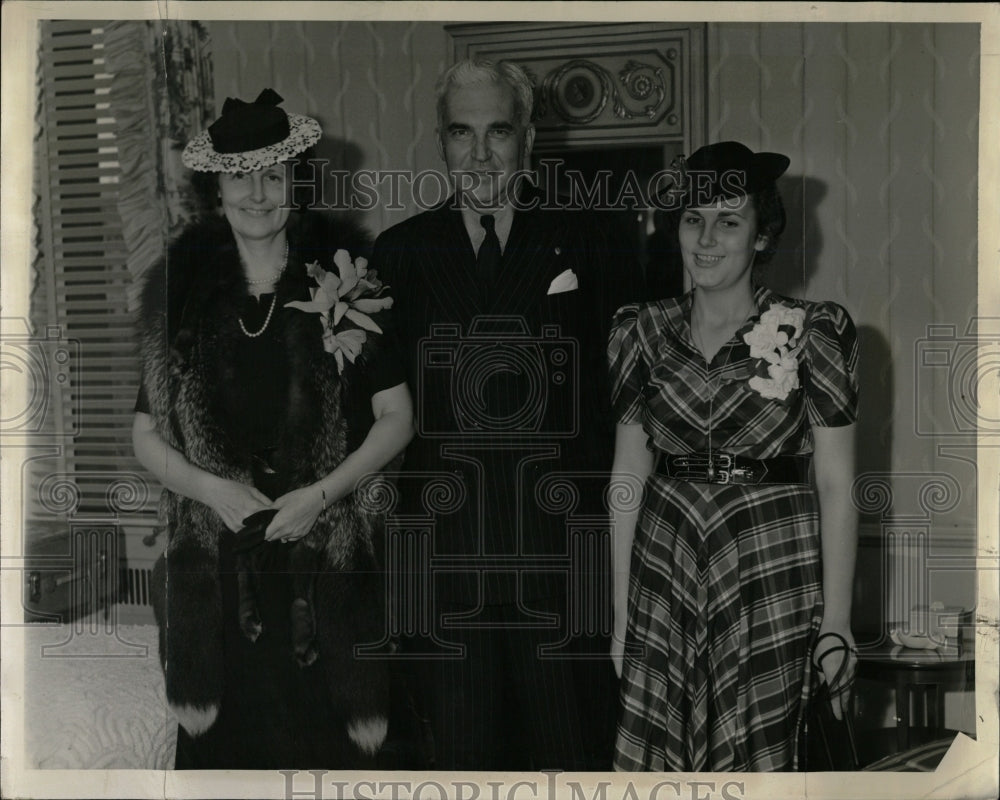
[659,141,790,208]
[181,89,321,173]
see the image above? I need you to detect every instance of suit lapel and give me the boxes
[419,201,482,323]
[493,204,566,315]
[416,194,575,322]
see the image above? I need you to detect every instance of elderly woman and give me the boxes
[608,141,858,771]
[132,90,413,769]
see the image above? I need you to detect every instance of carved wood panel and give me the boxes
[447,22,706,153]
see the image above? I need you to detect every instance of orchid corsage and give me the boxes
[742,302,806,402]
[284,249,393,373]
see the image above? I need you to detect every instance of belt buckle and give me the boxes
[710,453,733,470]
[665,452,740,484]
[706,453,732,484]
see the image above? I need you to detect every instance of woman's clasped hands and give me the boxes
[201,474,329,545]
[266,484,331,544]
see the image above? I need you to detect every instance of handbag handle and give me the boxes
[807,630,860,769]
[813,630,858,698]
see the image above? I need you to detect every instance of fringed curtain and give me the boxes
[104,21,214,312]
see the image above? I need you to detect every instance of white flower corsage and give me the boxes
[284,249,393,373]
[742,302,806,402]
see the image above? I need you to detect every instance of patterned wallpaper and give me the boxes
[707,23,979,581]
[209,21,448,236]
[208,21,980,612]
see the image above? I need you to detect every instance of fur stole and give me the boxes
[139,212,389,748]
[138,212,381,569]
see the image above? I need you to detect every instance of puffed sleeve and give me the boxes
[802,302,859,427]
[607,304,648,425]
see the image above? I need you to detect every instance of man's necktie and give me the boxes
[477,214,501,302]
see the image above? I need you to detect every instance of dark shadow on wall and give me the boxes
[855,324,895,480]
[848,324,895,649]
[850,324,897,755]
[758,174,826,298]
[312,134,371,236]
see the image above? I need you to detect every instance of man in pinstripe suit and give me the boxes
[372,58,641,770]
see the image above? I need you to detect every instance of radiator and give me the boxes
[113,527,164,625]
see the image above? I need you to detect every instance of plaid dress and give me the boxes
[608,286,858,772]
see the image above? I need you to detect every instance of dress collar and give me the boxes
[679,284,776,359]
[681,283,773,327]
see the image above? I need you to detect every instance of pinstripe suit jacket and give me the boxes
[373,194,641,607]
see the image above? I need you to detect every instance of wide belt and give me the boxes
[655,451,811,486]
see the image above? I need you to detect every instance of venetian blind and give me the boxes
[32,20,158,520]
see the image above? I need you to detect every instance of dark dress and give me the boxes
[138,288,404,769]
[607,285,858,772]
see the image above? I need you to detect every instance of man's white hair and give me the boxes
[435,58,534,130]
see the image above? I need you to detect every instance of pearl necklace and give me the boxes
[239,294,277,338]
[238,242,288,338]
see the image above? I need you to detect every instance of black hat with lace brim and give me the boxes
[182,88,322,173]
[657,140,790,209]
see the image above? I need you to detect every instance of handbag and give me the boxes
[800,631,860,771]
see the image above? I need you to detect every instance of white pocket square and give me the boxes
[547,269,578,295]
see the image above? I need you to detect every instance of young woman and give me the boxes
[608,141,858,771]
